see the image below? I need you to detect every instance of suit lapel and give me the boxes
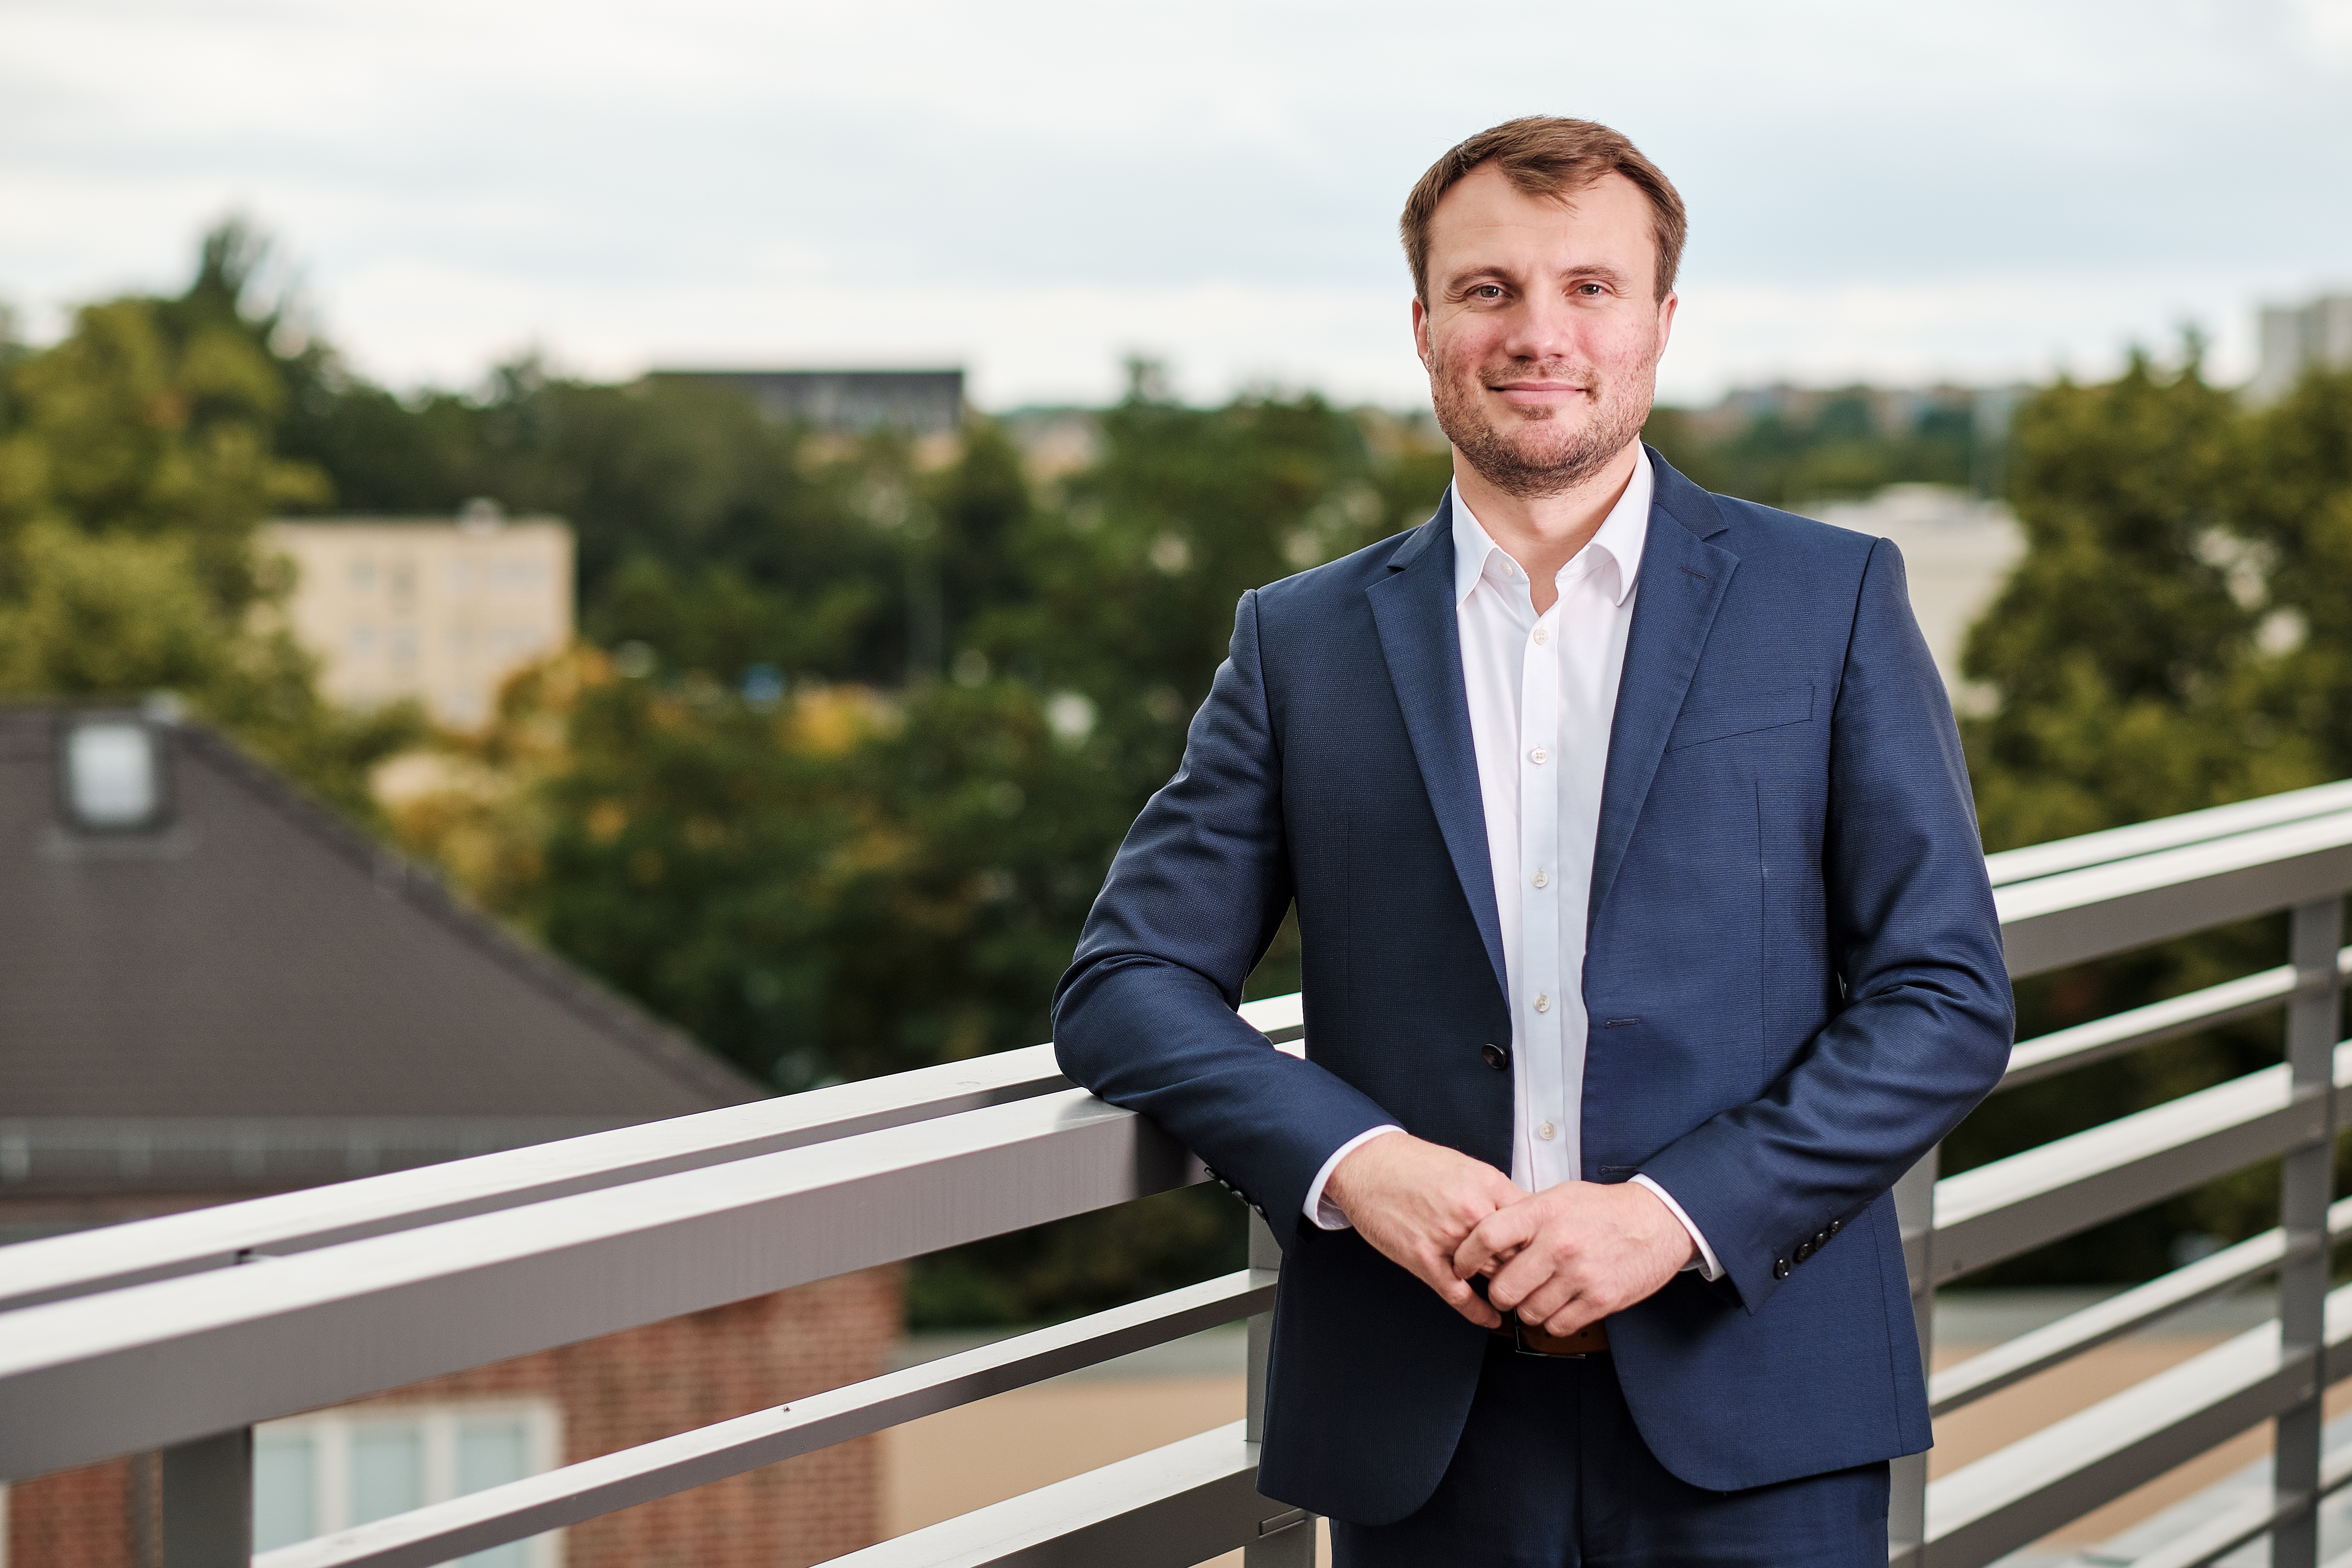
[1366,497,1510,1008]
[1587,453,1739,929]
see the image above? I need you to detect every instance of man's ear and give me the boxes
[1411,295,1431,367]
[1655,291,1679,355]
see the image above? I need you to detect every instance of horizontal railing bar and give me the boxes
[816,1420,1275,1568]
[1983,781,2352,888]
[1930,1050,2341,1286]
[0,1115,634,1193]
[0,1088,1200,1483]
[0,995,1302,1314]
[1927,1192,2352,1416]
[1996,807,2352,981]
[0,1049,1062,1313]
[1919,1283,2352,1566]
[2104,1443,2352,1568]
[255,1269,1278,1568]
[1995,945,2352,1095]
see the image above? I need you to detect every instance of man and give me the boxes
[1052,118,2013,1566]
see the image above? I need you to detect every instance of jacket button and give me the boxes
[1773,1257,1792,1280]
[1481,1043,1510,1071]
[1814,1230,1830,1248]
[1795,1241,1814,1263]
[1828,1218,1842,1236]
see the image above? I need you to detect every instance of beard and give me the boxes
[1428,348,1655,500]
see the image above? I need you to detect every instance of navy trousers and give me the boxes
[1330,1339,1890,1567]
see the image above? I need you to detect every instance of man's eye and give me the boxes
[1473,285,1504,300]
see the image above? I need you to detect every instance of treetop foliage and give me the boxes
[0,224,417,818]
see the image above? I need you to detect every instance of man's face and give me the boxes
[1413,164,1676,499]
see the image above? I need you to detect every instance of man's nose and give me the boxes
[1497,294,1581,365]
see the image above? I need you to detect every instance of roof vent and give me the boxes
[60,716,168,832]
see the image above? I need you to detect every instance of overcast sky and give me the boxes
[4,0,2350,410]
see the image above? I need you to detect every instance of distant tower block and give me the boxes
[2251,295,2352,404]
[264,505,574,729]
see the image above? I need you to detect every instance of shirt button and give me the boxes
[1532,869,1549,888]
[1529,746,1548,765]
[1534,993,1551,1013]
[1537,1121,1556,1141]
[1532,627,1549,645]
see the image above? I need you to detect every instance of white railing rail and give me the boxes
[4,787,2352,1568]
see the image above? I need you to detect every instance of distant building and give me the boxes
[654,369,965,435]
[263,505,573,729]
[1799,484,2025,706]
[998,407,1103,481]
[0,706,893,1568]
[2251,294,2352,404]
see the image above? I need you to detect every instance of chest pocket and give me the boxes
[1664,682,1816,752]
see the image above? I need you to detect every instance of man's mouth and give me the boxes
[1490,380,1591,407]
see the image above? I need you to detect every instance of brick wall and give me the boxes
[4,1456,144,1568]
[6,1267,901,1568]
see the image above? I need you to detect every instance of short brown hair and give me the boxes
[1400,117,1687,303]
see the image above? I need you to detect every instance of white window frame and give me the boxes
[255,1399,563,1567]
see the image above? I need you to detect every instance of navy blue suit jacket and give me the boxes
[1052,450,2013,1520]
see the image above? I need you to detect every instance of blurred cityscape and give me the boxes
[4,222,2352,1562]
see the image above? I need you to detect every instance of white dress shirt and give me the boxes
[1304,447,1722,1282]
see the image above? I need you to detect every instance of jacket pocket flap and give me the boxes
[1665,683,1816,752]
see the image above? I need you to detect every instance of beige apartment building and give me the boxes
[264,505,574,728]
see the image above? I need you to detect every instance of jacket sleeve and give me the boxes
[1052,589,1401,1238]
[1635,538,2015,1312]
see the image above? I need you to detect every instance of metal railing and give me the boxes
[6,780,2352,1568]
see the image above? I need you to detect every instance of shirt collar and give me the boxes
[1450,444,1654,611]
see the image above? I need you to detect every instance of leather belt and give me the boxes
[1493,1316,1609,1357]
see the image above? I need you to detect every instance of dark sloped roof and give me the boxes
[0,709,761,1127]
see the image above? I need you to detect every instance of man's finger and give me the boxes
[1454,1205,1536,1280]
[1486,1234,1580,1315]
[1540,1292,1604,1338]
[1510,1271,1588,1327]
[1433,1268,1502,1328]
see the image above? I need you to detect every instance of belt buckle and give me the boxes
[1512,1318,1589,1360]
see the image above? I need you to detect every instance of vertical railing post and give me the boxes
[160,1427,251,1568]
[1244,1212,1315,1567]
[1889,1144,1938,1568]
[2274,894,2343,1568]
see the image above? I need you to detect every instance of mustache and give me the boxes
[1451,356,1600,389]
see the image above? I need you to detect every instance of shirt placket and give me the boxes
[1518,596,1570,1192]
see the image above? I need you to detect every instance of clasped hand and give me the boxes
[1322,1131,1694,1336]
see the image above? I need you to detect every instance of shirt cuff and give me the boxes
[1630,1174,1724,1281]
[1303,1126,1405,1229]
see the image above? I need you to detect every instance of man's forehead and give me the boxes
[1432,168,1638,238]
[1426,168,1653,275]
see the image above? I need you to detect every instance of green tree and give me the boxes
[975,370,1448,818]
[2236,364,2352,779]
[0,227,418,817]
[1963,348,2319,850]
[1642,389,1976,506]
[1949,346,2328,1284]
